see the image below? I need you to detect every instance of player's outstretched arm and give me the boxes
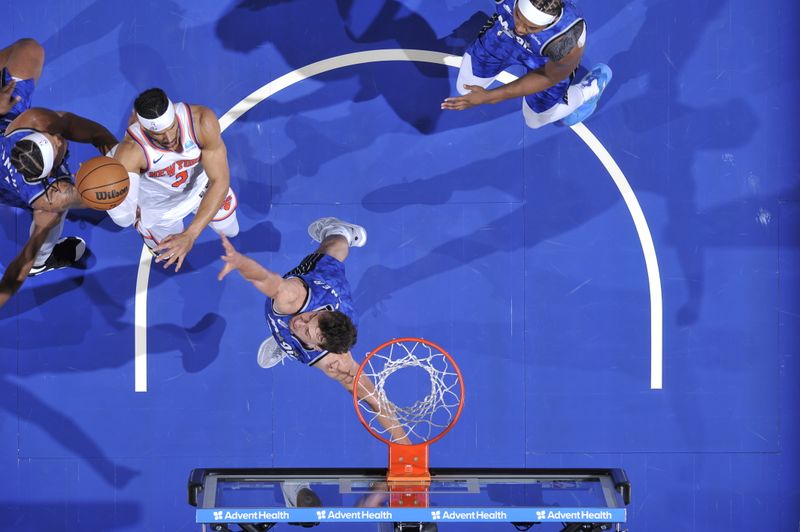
[316,352,412,445]
[28,108,118,154]
[441,41,584,111]
[0,209,62,308]
[217,235,303,306]
[30,179,86,212]
[155,106,229,272]
[185,106,230,236]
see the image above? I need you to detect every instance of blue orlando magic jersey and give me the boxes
[484,0,584,72]
[264,253,358,365]
[0,128,73,209]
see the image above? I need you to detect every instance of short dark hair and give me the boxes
[531,0,563,17]
[134,88,170,119]
[11,139,45,182]
[318,311,357,354]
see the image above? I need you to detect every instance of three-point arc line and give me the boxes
[133,49,663,392]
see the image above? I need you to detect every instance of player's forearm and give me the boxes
[34,181,86,211]
[0,231,49,306]
[484,69,561,103]
[0,256,31,303]
[354,374,412,445]
[186,176,228,239]
[62,112,117,148]
[233,253,284,297]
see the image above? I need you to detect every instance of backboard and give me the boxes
[188,467,630,531]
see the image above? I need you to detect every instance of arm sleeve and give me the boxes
[543,20,586,62]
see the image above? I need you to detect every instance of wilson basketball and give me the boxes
[75,156,130,210]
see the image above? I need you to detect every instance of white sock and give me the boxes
[32,211,66,267]
[580,78,600,101]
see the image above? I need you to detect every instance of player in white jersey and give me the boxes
[108,88,239,272]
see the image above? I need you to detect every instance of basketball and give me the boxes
[75,156,129,210]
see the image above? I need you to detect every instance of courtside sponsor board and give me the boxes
[197,507,626,523]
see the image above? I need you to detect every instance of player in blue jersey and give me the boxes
[441,0,612,128]
[0,39,43,132]
[218,217,410,444]
[0,40,117,308]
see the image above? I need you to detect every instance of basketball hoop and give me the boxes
[353,338,464,507]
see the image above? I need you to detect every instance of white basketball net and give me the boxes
[356,340,462,444]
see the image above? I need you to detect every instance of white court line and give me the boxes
[134,49,663,391]
[134,245,152,392]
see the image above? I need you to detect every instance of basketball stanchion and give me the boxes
[352,338,464,509]
[189,337,630,531]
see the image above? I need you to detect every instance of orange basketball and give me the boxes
[75,156,130,211]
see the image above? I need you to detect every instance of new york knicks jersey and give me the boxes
[126,102,207,222]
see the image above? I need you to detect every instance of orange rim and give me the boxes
[352,337,465,447]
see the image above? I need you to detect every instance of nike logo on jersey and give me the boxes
[153,154,164,164]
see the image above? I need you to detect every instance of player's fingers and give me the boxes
[174,255,185,272]
[464,84,481,92]
[220,235,233,253]
[218,262,234,281]
[162,251,179,269]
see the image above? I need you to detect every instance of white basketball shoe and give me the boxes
[257,336,289,369]
[307,217,367,247]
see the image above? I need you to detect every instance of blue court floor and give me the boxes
[1,0,799,530]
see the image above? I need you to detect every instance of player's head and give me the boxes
[514,0,562,36]
[10,131,67,184]
[134,87,180,150]
[290,310,357,353]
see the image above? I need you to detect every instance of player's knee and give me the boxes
[213,216,239,238]
[522,105,550,129]
[523,116,549,129]
[455,79,471,96]
[13,38,44,63]
[15,38,43,52]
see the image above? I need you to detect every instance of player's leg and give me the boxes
[0,38,44,82]
[27,210,87,276]
[280,481,322,508]
[208,188,239,237]
[455,52,502,95]
[307,217,366,262]
[521,83,584,129]
[454,16,508,94]
[26,179,87,276]
[136,211,183,256]
[0,39,43,126]
[0,208,64,306]
[521,64,612,129]
[559,64,613,126]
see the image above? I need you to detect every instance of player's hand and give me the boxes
[217,234,242,281]
[440,85,492,111]
[0,79,21,115]
[94,143,116,156]
[154,231,196,272]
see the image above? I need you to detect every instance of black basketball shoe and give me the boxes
[28,237,87,277]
